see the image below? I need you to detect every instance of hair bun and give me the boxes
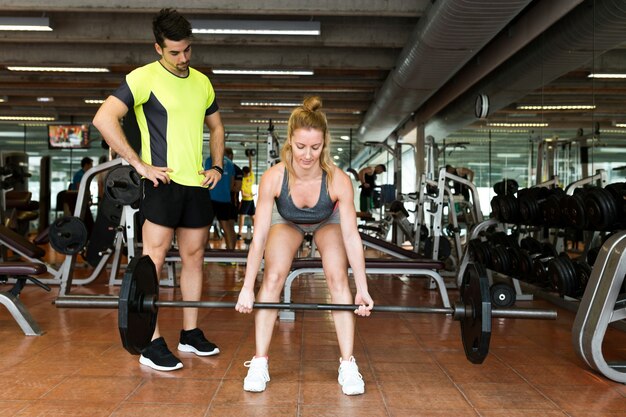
[302,96,322,112]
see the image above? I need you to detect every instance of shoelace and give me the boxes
[340,362,363,382]
[244,360,270,380]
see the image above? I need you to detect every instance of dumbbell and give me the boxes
[584,183,626,231]
[244,148,257,157]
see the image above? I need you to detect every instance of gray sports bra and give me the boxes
[275,168,336,224]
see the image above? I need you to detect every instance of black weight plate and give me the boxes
[490,245,510,274]
[532,257,552,287]
[573,261,592,298]
[499,195,519,224]
[562,194,586,229]
[459,263,492,364]
[98,197,124,224]
[585,188,617,231]
[490,283,516,308]
[520,237,543,255]
[105,165,141,207]
[119,255,159,355]
[49,216,88,255]
[490,196,502,221]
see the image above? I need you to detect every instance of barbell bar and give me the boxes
[54,296,555,320]
[54,256,557,364]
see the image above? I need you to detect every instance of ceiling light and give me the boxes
[7,66,109,73]
[487,122,548,128]
[0,116,55,121]
[588,73,626,79]
[615,123,626,128]
[84,99,105,104]
[339,135,350,141]
[333,155,340,160]
[478,128,530,133]
[36,97,54,103]
[0,17,52,31]
[250,119,288,124]
[191,20,320,36]
[241,101,301,107]
[0,96,6,103]
[600,129,626,135]
[496,153,523,158]
[213,69,313,76]
[516,105,596,110]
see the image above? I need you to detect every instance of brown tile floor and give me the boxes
[2,252,626,416]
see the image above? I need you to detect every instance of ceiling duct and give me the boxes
[358,0,534,143]
[426,0,626,139]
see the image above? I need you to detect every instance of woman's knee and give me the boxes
[325,272,350,295]
[260,271,287,294]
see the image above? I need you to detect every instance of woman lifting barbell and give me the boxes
[235,96,374,395]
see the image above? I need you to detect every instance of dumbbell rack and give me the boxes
[572,230,626,384]
[456,218,533,302]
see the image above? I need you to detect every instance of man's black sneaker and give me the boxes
[139,337,183,371]
[178,328,220,356]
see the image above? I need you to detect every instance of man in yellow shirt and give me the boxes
[238,153,256,236]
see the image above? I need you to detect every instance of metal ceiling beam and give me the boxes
[0,0,428,16]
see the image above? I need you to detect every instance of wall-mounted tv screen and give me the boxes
[48,124,90,149]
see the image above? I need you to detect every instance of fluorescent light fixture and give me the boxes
[615,123,626,128]
[0,96,6,103]
[0,116,55,121]
[601,129,626,134]
[84,99,105,104]
[191,20,320,36]
[597,147,626,153]
[487,122,548,128]
[478,128,530,133]
[339,135,350,141]
[496,153,523,158]
[516,105,596,110]
[7,66,109,73]
[588,73,626,79]
[0,17,52,31]
[213,69,313,76]
[250,119,288,124]
[36,97,54,103]
[240,101,301,107]
[337,148,343,152]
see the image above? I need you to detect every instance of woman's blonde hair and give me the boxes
[280,96,334,191]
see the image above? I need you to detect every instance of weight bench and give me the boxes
[359,232,423,259]
[163,248,249,286]
[0,262,49,336]
[279,257,449,321]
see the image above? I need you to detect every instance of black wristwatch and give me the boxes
[211,165,224,175]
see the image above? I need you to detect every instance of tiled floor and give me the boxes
[2,248,626,416]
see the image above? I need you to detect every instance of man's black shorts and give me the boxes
[239,200,256,216]
[211,200,238,221]
[140,179,213,228]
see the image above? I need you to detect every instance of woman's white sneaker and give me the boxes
[338,356,365,395]
[243,357,270,392]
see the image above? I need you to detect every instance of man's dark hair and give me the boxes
[243,166,251,175]
[375,164,386,172]
[152,8,192,47]
[81,157,93,168]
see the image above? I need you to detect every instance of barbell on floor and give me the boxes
[54,256,557,364]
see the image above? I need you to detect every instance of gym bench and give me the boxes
[0,262,50,336]
[279,257,449,321]
[163,248,249,286]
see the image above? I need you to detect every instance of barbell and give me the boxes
[54,256,557,364]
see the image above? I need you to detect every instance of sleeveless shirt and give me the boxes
[275,169,336,224]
